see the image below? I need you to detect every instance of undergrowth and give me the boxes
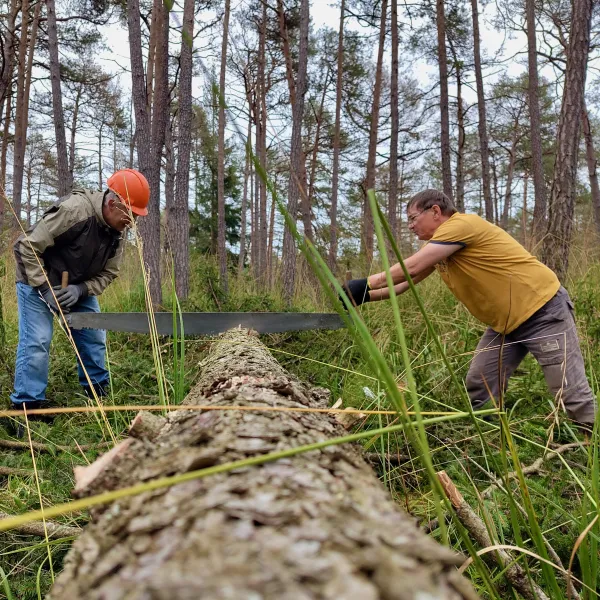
[0,248,598,598]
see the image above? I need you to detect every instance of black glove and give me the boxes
[37,284,60,312]
[55,283,88,309]
[340,277,371,307]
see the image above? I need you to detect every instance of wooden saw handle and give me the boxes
[61,271,69,289]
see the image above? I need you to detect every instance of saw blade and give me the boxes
[67,312,345,336]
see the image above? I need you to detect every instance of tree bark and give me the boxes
[276,0,312,244]
[0,0,18,127]
[436,0,453,200]
[257,3,268,281]
[581,103,600,236]
[388,0,399,241]
[363,0,388,261]
[526,0,547,243]
[328,0,345,271]
[238,115,252,275]
[471,0,493,222]
[128,0,166,306]
[282,0,310,304]
[171,0,194,299]
[46,0,72,198]
[48,329,479,600]
[0,88,12,199]
[542,0,592,280]
[12,0,31,217]
[449,40,465,212]
[217,0,231,295]
[69,85,82,179]
[502,114,521,230]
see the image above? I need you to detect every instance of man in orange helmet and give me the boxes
[9,170,149,430]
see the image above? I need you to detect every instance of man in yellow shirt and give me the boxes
[343,189,597,429]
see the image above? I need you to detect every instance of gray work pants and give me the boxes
[466,287,597,425]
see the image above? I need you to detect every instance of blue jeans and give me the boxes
[10,282,109,405]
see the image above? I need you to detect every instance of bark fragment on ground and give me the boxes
[49,329,478,599]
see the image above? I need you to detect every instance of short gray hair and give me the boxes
[407,189,457,217]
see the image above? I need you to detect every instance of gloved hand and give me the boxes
[55,283,88,309]
[340,277,371,307]
[37,284,60,312]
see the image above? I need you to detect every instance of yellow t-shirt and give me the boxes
[430,213,560,333]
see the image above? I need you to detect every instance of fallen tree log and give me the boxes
[49,329,478,599]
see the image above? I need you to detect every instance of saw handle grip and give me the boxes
[61,271,69,289]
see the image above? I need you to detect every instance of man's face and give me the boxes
[406,204,442,240]
[103,195,136,232]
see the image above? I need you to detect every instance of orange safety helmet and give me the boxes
[106,169,150,216]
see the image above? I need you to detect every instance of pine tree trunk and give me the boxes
[471,0,493,222]
[12,0,31,217]
[48,329,479,600]
[46,0,72,198]
[171,0,194,299]
[388,0,399,240]
[542,0,592,280]
[582,103,600,236]
[0,0,18,131]
[257,3,268,281]
[127,0,160,304]
[328,0,344,271]
[502,114,521,230]
[69,86,82,179]
[0,89,12,198]
[238,116,252,275]
[436,0,453,200]
[164,119,175,255]
[526,0,547,243]
[277,0,312,244]
[217,0,231,295]
[363,0,387,261]
[449,42,465,212]
[282,0,309,304]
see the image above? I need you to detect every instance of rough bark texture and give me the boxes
[127,0,161,305]
[542,0,592,279]
[363,0,387,261]
[526,0,547,243]
[582,103,600,236]
[436,0,452,200]
[328,0,344,271]
[49,330,478,599]
[171,0,194,299]
[238,115,251,274]
[0,0,18,117]
[277,0,312,245]
[449,40,465,213]
[46,0,72,198]
[217,0,231,294]
[257,4,268,280]
[388,0,399,240]
[470,0,493,222]
[282,0,310,305]
[12,0,31,217]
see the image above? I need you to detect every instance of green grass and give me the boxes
[0,248,598,599]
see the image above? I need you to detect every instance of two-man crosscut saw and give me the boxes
[48,272,345,335]
[65,312,344,336]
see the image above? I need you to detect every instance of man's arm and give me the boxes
[368,266,435,302]
[16,204,80,288]
[367,242,463,290]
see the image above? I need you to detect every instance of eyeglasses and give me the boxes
[407,207,431,225]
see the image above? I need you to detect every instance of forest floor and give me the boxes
[0,250,598,599]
